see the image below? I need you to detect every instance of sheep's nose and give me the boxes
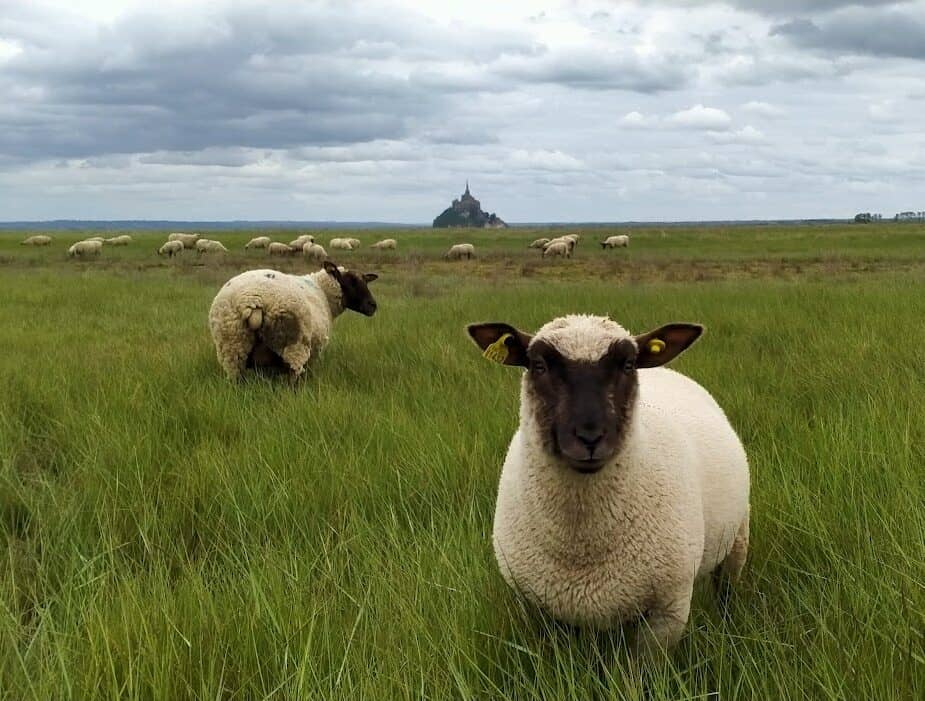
[574,425,605,452]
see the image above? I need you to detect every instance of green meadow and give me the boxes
[1,224,923,699]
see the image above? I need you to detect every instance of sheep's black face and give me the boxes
[339,270,379,316]
[527,339,639,474]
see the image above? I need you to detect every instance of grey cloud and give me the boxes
[770,8,925,59]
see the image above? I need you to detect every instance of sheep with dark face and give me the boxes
[209,261,378,380]
[467,314,750,655]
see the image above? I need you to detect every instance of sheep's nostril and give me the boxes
[574,426,604,452]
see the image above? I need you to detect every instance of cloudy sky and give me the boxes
[1,0,923,222]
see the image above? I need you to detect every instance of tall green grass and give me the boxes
[0,246,923,698]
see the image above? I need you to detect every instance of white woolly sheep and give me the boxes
[208,261,379,380]
[302,242,328,261]
[601,235,629,249]
[543,241,571,258]
[445,243,475,260]
[196,239,228,254]
[330,238,355,251]
[528,238,550,249]
[370,238,397,250]
[544,236,576,253]
[21,235,52,246]
[268,242,296,256]
[245,236,272,250]
[467,315,750,654]
[168,232,200,249]
[346,238,361,248]
[68,240,103,258]
[104,235,132,246]
[158,240,184,257]
[288,234,315,248]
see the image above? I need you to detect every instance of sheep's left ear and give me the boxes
[323,260,342,281]
[363,273,378,283]
[634,323,703,368]
[467,323,533,367]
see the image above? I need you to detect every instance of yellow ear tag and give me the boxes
[647,338,666,354]
[483,333,513,364]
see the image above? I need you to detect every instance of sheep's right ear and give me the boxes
[467,323,532,367]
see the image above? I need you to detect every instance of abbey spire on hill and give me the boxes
[433,182,507,228]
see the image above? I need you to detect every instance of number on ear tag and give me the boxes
[483,333,513,363]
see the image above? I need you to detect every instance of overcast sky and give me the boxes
[1,0,923,222]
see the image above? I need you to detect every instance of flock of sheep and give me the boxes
[21,225,746,655]
[19,231,631,261]
[205,254,747,655]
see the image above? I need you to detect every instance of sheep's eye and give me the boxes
[532,359,547,375]
[623,359,636,374]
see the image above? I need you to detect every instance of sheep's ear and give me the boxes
[634,323,703,368]
[323,260,342,280]
[467,323,532,367]
[363,273,378,283]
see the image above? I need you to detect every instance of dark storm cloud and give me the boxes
[771,9,925,59]
[0,3,536,160]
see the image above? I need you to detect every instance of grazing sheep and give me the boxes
[268,242,296,256]
[289,234,315,248]
[208,260,379,380]
[370,239,397,250]
[466,315,750,654]
[104,235,132,246]
[168,232,200,249]
[528,238,550,249]
[330,238,355,251]
[445,243,475,260]
[543,241,571,258]
[347,238,361,248]
[245,236,272,250]
[601,235,630,249]
[302,242,328,262]
[68,240,103,258]
[21,235,52,246]
[543,236,576,254]
[196,239,228,254]
[158,240,184,257]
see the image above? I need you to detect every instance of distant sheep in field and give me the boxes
[196,239,228,254]
[528,238,550,249]
[302,242,327,262]
[544,236,576,254]
[346,238,361,248]
[104,235,132,246]
[68,240,103,258]
[21,235,52,246]
[330,238,355,251]
[168,232,200,249]
[543,241,571,258]
[245,236,271,250]
[208,260,379,381]
[601,235,629,249]
[158,240,184,257]
[289,234,315,248]
[268,242,296,256]
[445,243,475,260]
[370,239,397,250]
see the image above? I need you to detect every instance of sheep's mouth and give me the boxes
[567,457,606,474]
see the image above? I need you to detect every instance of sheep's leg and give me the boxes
[713,511,749,609]
[279,343,311,382]
[215,334,252,380]
[635,584,692,658]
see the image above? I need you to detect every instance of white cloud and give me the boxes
[667,104,733,130]
[742,100,785,117]
[507,149,585,172]
[708,125,766,144]
[620,111,658,128]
